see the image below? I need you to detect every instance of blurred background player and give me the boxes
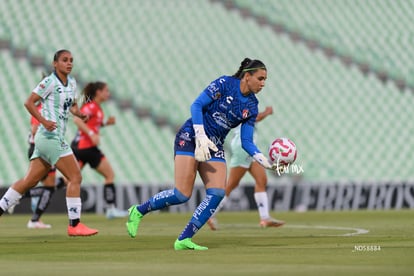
[126,58,279,250]
[71,81,128,219]
[207,106,285,230]
[0,49,98,236]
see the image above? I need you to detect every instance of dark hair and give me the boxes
[53,49,71,61]
[232,58,266,79]
[82,81,107,103]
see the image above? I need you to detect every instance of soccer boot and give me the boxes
[67,223,99,236]
[260,218,285,228]
[126,206,143,238]
[27,220,52,229]
[174,238,208,250]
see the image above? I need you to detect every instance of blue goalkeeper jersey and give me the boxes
[180,75,261,156]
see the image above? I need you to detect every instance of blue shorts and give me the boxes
[174,129,226,163]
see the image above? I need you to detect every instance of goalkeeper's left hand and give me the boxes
[253,153,287,175]
[253,152,278,170]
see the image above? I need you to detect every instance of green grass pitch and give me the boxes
[0,210,413,276]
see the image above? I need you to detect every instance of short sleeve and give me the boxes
[33,76,54,99]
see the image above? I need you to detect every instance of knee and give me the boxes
[68,172,82,186]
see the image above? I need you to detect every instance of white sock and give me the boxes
[210,195,227,219]
[0,188,22,211]
[66,197,82,220]
[254,192,270,220]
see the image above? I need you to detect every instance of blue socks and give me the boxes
[178,188,225,240]
[135,187,225,241]
[137,188,189,215]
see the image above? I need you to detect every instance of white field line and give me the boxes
[285,224,369,236]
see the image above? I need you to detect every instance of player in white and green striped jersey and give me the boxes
[0,49,98,236]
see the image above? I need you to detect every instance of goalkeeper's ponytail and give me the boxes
[233,58,266,79]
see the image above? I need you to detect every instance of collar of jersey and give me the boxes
[53,71,69,87]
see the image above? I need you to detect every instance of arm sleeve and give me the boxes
[190,90,214,125]
[240,122,261,156]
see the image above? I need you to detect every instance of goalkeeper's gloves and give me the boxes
[193,124,218,162]
[253,152,278,170]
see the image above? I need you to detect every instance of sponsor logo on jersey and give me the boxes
[179,131,191,141]
[179,140,186,147]
[212,112,230,129]
[228,110,241,120]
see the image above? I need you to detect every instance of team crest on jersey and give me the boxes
[39,83,45,89]
[242,109,249,119]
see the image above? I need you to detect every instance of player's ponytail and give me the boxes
[81,81,107,104]
[233,58,266,79]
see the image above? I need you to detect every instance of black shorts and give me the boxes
[72,146,105,169]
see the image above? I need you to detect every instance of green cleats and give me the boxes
[174,238,208,250]
[126,206,143,238]
[126,206,207,251]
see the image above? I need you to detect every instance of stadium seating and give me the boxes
[233,0,414,87]
[0,0,414,185]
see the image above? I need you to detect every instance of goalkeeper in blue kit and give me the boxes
[126,58,278,250]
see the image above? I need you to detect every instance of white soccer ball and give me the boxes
[268,137,297,166]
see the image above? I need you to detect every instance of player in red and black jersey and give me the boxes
[71,81,127,219]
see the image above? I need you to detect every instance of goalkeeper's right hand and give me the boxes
[193,124,218,162]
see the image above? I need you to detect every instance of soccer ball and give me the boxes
[268,137,297,165]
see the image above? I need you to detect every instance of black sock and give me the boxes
[69,218,80,227]
[104,183,116,206]
[22,187,44,199]
[31,187,54,222]
[56,177,65,190]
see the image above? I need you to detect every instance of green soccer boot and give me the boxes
[126,206,143,238]
[174,238,208,250]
